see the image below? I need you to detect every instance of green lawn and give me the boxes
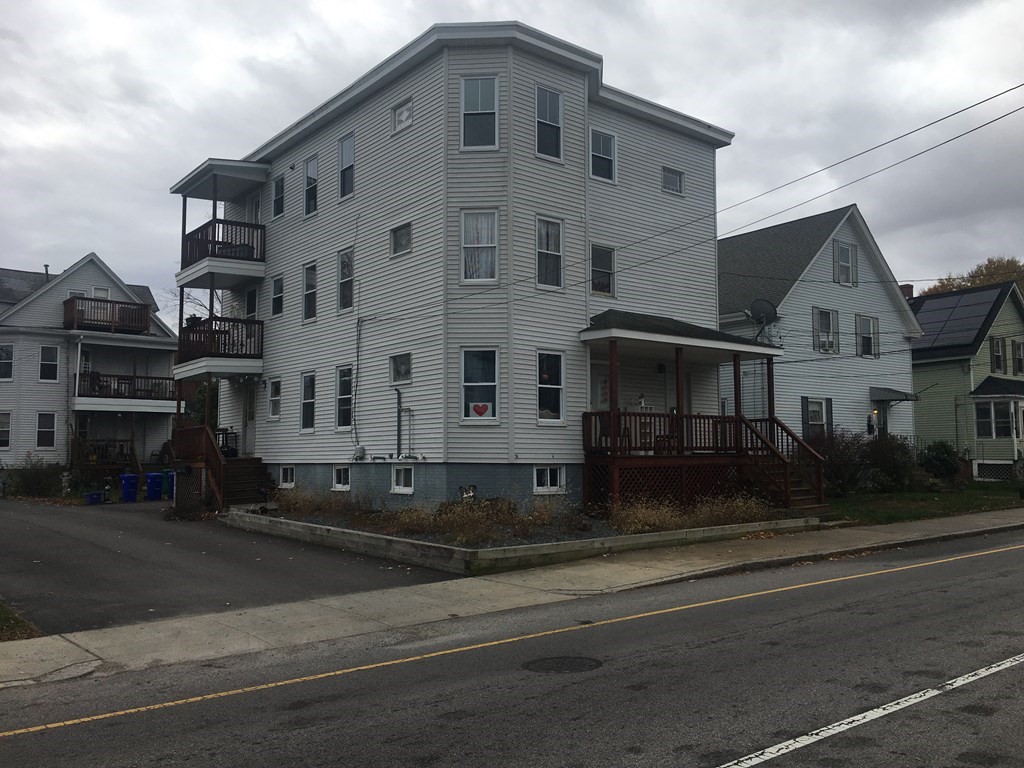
[0,601,40,642]
[827,482,1023,525]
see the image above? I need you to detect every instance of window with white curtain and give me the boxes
[536,218,562,287]
[462,211,497,281]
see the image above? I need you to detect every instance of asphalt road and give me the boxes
[0,498,450,633]
[2,530,1022,767]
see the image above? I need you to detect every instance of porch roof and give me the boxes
[580,309,782,363]
[971,376,1024,398]
[170,158,272,201]
[869,386,919,403]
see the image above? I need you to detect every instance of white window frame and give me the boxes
[338,135,354,199]
[834,239,857,285]
[813,307,839,354]
[976,401,1013,439]
[267,378,281,420]
[591,244,614,296]
[302,262,317,322]
[0,343,12,381]
[271,275,284,317]
[662,166,685,195]
[534,465,566,495]
[338,249,354,311]
[304,155,319,216]
[537,351,564,424]
[391,465,414,494]
[39,345,59,382]
[67,289,87,299]
[300,372,316,433]
[390,223,412,257]
[462,348,498,421]
[390,353,412,386]
[92,286,110,300]
[806,398,826,439]
[461,209,498,283]
[535,85,562,160]
[272,175,285,218]
[461,76,498,150]
[332,465,351,492]
[857,314,880,358]
[279,466,295,488]
[0,411,10,449]
[36,412,56,449]
[536,217,563,289]
[335,366,353,429]
[392,98,413,133]
[590,129,616,182]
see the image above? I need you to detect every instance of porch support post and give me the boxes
[209,176,218,318]
[180,195,187,270]
[608,339,619,454]
[675,348,685,414]
[732,353,742,453]
[766,356,776,418]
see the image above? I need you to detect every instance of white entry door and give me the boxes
[590,363,610,411]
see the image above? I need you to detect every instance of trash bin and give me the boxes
[120,474,139,503]
[84,491,102,505]
[145,472,163,501]
[162,469,174,499]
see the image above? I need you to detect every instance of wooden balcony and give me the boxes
[181,218,265,270]
[584,411,739,456]
[177,317,263,364]
[63,297,150,334]
[77,373,175,400]
[71,438,135,467]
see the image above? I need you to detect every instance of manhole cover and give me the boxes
[522,656,603,674]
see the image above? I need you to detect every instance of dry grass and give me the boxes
[610,494,776,535]
[0,601,41,643]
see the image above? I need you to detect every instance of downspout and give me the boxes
[395,388,402,457]
[75,336,83,399]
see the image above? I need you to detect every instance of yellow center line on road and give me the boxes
[3,541,1023,739]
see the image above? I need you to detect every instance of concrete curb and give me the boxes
[222,510,821,575]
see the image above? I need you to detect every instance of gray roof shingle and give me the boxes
[0,267,159,312]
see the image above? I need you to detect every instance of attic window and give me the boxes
[833,240,858,285]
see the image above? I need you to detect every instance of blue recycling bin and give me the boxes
[145,473,163,501]
[120,474,139,503]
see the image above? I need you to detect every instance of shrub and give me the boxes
[610,500,683,535]
[808,429,869,497]
[683,493,775,527]
[918,440,961,482]
[8,456,63,497]
[863,435,917,492]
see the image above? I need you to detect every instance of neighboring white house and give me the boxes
[169,21,806,510]
[718,204,923,441]
[0,253,178,471]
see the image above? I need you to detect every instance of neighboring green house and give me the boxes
[910,281,1024,479]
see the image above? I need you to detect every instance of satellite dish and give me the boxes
[749,298,778,326]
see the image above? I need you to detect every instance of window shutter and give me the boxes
[801,396,810,440]
[1002,338,1008,373]
[851,244,859,287]
[873,318,880,359]
[832,241,840,283]
[825,398,834,436]
[855,313,862,355]
[811,307,820,351]
[832,310,840,354]
[991,337,997,373]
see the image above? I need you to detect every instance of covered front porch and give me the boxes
[580,310,824,510]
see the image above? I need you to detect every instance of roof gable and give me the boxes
[909,281,1023,361]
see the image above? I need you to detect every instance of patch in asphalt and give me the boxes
[521,656,603,674]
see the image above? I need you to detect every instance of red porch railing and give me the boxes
[751,416,825,503]
[583,411,738,455]
[172,425,225,510]
[63,297,150,334]
[177,317,263,364]
[181,218,265,270]
[77,373,175,400]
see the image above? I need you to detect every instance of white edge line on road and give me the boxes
[715,651,1024,768]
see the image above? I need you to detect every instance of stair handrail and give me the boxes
[770,416,825,503]
[201,425,226,511]
[739,416,791,506]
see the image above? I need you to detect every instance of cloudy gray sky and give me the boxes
[1,0,1021,311]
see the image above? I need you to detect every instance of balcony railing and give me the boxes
[63,297,150,334]
[181,218,265,270]
[77,372,175,400]
[177,317,263,364]
[583,411,738,456]
[71,438,135,466]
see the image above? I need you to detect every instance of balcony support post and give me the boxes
[608,339,619,456]
[733,353,742,454]
[766,356,776,418]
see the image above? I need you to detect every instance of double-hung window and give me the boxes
[0,412,9,449]
[833,240,858,285]
[856,314,880,358]
[591,130,615,181]
[304,157,318,215]
[272,176,285,217]
[303,263,317,321]
[338,135,354,199]
[0,344,12,380]
[462,77,497,148]
[463,349,497,419]
[536,86,561,159]
[591,245,614,295]
[1014,340,1024,375]
[271,276,284,316]
[268,379,281,419]
[338,250,354,310]
[336,367,353,428]
[812,307,839,354]
[39,345,59,381]
[537,352,563,422]
[391,223,412,256]
[976,401,1012,439]
[462,211,497,282]
[36,413,56,448]
[662,167,685,195]
[300,373,315,432]
[536,218,562,288]
[991,337,1007,374]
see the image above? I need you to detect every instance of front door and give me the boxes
[872,401,890,437]
[590,363,610,411]
[243,384,256,455]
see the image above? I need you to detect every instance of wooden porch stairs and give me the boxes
[221,457,274,507]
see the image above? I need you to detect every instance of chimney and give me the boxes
[899,283,914,299]
[43,264,50,282]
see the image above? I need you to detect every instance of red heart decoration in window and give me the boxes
[472,403,489,417]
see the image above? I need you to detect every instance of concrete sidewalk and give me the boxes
[3,508,1023,688]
